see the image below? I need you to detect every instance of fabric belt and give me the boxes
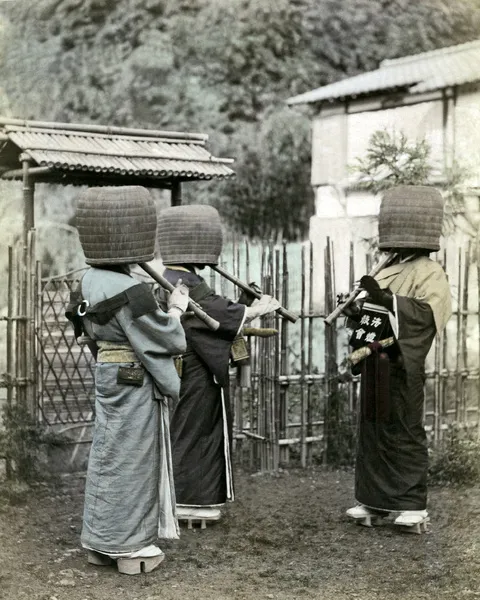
[96,341,139,363]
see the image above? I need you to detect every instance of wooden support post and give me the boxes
[18,159,35,418]
[171,181,182,206]
[22,158,35,246]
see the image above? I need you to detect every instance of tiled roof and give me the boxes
[287,39,480,106]
[0,118,234,183]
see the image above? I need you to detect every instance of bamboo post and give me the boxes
[26,230,38,419]
[279,242,289,465]
[22,158,35,245]
[300,245,307,468]
[235,241,244,461]
[323,242,330,465]
[477,239,480,440]
[440,248,448,440]
[15,245,27,413]
[273,248,281,471]
[171,181,182,206]
[455,247,462,422]
[5,246,14,478]
[348,242,355,413]
[461,242,472,425]
[433,328,441,443]
[306,242,314,465]
[461,243,470,426]
[36,260,44,423]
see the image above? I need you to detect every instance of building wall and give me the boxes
[307,86,480,311]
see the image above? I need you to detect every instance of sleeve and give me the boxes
[117,305,187,399]
[184,293,246,387]
[393,296,437,395]
[194,294,246,341]
[412,264,452,333]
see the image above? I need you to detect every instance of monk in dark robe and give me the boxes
[157,205,279,525]
[344,186,452,531]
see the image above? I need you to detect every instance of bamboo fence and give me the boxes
[2,237,479,471]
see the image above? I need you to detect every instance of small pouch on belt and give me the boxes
[174,356,183,378]
[117,365,144,387]
[231,336,249,362]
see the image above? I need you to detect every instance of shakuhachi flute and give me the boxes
[324,252,398,326]
[211,264,299,324]
[139,263,220,331]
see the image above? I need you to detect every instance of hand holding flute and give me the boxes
[139,262,221,331]
[324,252,397,326]
[211,264,298,323]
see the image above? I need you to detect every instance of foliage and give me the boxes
[352,129,473,239]
[428,425,480,486]
[0,403,61,482]
[1,0,480,243]
[352,130,432,194]
[216,109,314,241]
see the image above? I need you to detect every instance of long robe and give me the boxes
[79,268,186,553]
[355,256,452,511]
[163,268,246,507]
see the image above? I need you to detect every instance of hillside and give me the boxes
[1,0,480,243]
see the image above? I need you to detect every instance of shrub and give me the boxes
[428,424,480,487]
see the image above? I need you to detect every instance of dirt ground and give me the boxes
[0,468,479,600]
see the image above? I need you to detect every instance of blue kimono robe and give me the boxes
[78,267,186,554]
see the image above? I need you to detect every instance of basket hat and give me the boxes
[378,185,444,251]
[75,186,157,265]
[157,205,223,265]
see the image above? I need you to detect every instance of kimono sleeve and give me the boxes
[392,296,437,394]
[117,306,187,399]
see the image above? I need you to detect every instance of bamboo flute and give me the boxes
[139,263,220,331]
[324,251,397,325]
[211,264,298,323]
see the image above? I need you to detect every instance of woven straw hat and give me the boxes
[157,205,223,265]
[76,186,157,265]
[378,185,444,251]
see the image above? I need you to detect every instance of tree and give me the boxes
[215,109,314,241]
[351,130,432,194]
[352,129,472,238]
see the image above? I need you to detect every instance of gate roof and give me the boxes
[0,117,235,186]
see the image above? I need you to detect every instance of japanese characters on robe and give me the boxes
[353,255,451,511]
[162,268,246,507]
[76,267,186,554]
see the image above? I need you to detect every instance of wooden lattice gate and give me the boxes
[38,271,95,426]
